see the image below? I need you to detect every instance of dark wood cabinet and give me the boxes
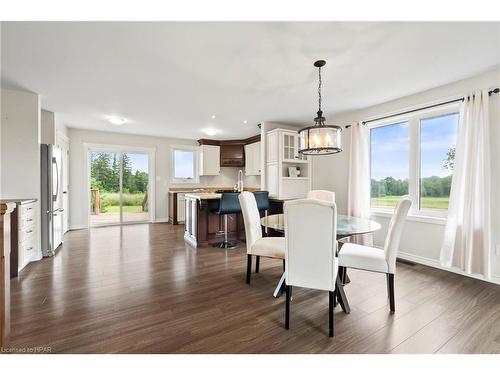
[220,144,245,167]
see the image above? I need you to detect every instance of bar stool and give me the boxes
[213,192,241,249]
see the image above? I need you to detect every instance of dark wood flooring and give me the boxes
[9,223,500,353]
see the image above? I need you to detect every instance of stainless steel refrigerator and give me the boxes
[41,144,64,257]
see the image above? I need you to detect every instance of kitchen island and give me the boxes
[184,192,247,248]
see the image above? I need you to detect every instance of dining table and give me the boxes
[260,213,382,313]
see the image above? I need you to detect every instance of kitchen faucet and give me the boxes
[237,169,244,192]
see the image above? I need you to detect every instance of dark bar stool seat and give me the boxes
[253,191,270,213]
[213,192,241,249]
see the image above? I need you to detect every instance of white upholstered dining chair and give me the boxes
[239,192,285,284]
[307,190,335,203]
[284,198,339,337]
[338,196,411,313]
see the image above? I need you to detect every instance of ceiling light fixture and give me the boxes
[298,60,343,155]
[106,116,127,126]
[211,114,216,119]
[203,128,217,136]
[243,120,248,124]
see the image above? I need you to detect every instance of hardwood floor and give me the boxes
[8,223,500,353]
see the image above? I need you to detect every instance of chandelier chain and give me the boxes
[318,66,322,112]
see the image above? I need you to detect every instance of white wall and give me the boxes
[1,89,41,199]
[68,128,261,228]
[0,88,42,260]
[41,109,56,144]
[312,67,500,283]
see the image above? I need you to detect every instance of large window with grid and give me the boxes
[369,104,459,217]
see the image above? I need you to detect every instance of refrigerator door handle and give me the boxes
[53,156,60,202]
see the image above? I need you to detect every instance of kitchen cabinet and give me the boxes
[168,192,186,224]
[281,131,308,163]
[8,199,38,277]
[244,141,261,176]
[177,193,186,222]
[265,128,311,200]
[199,145,221,176]
[220,144,244,167]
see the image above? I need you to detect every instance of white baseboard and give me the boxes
[69,224,89,230]
[397,250,500,285]
[155,217,169,223]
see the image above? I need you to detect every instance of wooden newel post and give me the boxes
[1,202,15,350]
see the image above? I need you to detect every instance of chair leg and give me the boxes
[329,290,334,337]
[285,285,291,330]
[246,254,252,284]
[283,259,285,272]
[255,256,260,273]
[388,273,395,313]
[386,273,390,299]
[337,266,342,284]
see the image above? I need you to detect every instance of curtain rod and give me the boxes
[346,87,500,127]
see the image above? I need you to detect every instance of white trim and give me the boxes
[69,224,88,231]
[170,144,200,184]
[371,210,447,225]
[83,142,156,228]
[155,217,169,223]
[397,250,500,285]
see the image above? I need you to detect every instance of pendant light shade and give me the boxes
[298,60,343,155]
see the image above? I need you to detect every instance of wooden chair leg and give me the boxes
[246,254,252,284]
[388,273,395,313]
[255,256,260,273]
[285,285,291,330]
[329,290,334,337]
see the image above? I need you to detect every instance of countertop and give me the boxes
[169,187,260,194]
[184,192,222,200]
[0,198,37,205]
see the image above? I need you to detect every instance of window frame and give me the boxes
[368,102,460,219]
[170,145,199,184]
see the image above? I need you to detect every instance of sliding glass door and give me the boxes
[90,150,150,226]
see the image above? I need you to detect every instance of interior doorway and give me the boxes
[88,146,154,226]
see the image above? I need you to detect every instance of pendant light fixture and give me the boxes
[298,60,343,155]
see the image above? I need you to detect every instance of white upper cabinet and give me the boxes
[244,141,261,176]
[266,132,279,163]
[199,145,220,176]
[281,131,308,163]
[265,128,311,200]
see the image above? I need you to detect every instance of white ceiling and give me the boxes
[2,22,499,140]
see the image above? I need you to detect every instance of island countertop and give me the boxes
[184,192,222,200]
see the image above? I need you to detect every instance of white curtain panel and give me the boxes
[347,121,372,245]
[440,89,491,279]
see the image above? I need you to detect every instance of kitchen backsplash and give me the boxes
[170,167,260,190]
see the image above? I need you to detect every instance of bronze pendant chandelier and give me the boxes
[298,60,343,155]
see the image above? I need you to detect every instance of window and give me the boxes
[172,147,197,183]
[370,122,409,208]
[369,105,459,217]
[420,113,459,211]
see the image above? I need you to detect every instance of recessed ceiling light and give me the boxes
[106,116,127,126]
[203,128,217,136]
[211,114,216,119]
[243,120,248,124]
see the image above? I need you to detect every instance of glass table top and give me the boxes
[261,214,381,239]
